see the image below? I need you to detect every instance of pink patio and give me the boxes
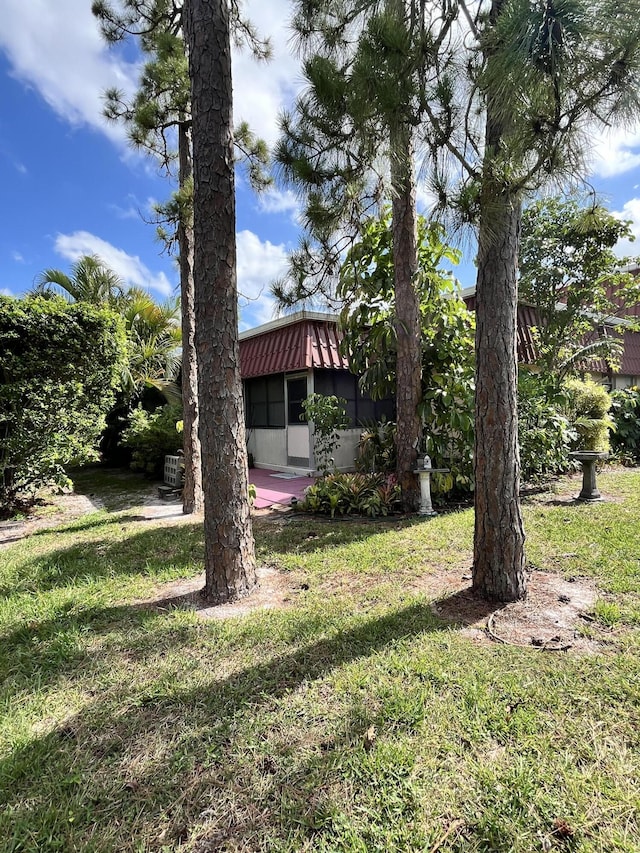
[249,467,313,509]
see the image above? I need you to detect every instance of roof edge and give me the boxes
[239,310,340,341]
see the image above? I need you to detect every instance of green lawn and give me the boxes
[1,469,639,851]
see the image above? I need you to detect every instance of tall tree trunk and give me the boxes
[184,0,257,603]
[472,0,527,603]
[391,123,421,512]
[178,122,203,515]
[472,188,527,601]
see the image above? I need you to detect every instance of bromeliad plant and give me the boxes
[298,472,401,518]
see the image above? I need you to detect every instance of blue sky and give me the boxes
[2,0,640,331]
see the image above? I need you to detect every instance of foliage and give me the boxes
[120,287,182,402]
[518,372,575,483]
[121,403,183,476]
[519,197,640,378]
[301,393,349,474]
[0,296,126,510]
[609,386,640,463]
[31,255,182,404]
[356,419,397,474]
[297,472,402,518]
[33,254,126,307]
[564,378,614,451]
[339,214,475,493]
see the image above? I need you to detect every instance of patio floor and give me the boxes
[249,467,314,509]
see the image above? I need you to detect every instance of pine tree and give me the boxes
[183,0,257,603]
[274,0,432,511]
[93,0,269,515]
[282,0,640,600]
[421,0,640,600]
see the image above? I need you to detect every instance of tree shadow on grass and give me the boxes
[255,513,427,558]
[0,521,205,597]
[0,602,446,851]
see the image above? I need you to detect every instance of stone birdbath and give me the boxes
[568,450,609,501]
[413,456,450,517]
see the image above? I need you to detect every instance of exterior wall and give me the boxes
[611,374,637,390]
[247,428,287,469]
[327,428,361,471]
[589,371,638,390]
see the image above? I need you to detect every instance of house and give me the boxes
[462,276,640,390]
[240,311,393,473]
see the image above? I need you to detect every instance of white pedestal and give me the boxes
[413,468,450,516]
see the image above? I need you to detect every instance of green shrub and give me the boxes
[302,393,349,474]
[518,372,574,483]
[355,419,397,473]
[564,378,613,451]
[121,404,183,476]
[298,472,402,518]
[609,387,640,463]
[0,296,126,511]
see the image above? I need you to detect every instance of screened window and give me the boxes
[287,376,308,424]
[244,374,285,428]
[314,370,395,426]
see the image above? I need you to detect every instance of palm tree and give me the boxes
[120,287,182,402]
[33,257,182,404]
[33,255,125,307]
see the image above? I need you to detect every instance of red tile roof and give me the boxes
[240,317,349,378]
[463,295,540,365]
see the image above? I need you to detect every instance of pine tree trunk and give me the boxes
[178,122,203,515]
[184,0,257,603]
[472,0,527,602]
[472,184,527,601]
[391,124,421,512]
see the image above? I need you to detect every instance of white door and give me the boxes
[286,375,310,466]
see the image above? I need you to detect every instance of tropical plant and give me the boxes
[564,378,614,452]
[302,393,349,474]
[33,254,125,307]
[120,287,182,402]
[519,197,640,379]
[298,472,402,518]
[518,372,575,484]
[340,214,475,493]
[121,403,183,476]
[356,420,397,474]
[609,387,640,463]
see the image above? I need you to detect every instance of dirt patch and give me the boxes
[433,571,603,653]
[136,559,603,655]
[137,564,299,620]
[0,493,104,548]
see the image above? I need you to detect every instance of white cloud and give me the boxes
[612,198,640,259]
[0,0,300,154]
[589,126,640,179]
[54,231,174,296]
[257,187,301,220]
[1,288,13,297]
[236,229,289,329]
[11,251,25,263]
[0,0,138,146]
[232,0,303,148]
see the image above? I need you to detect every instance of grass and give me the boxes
[0,469,639,851]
